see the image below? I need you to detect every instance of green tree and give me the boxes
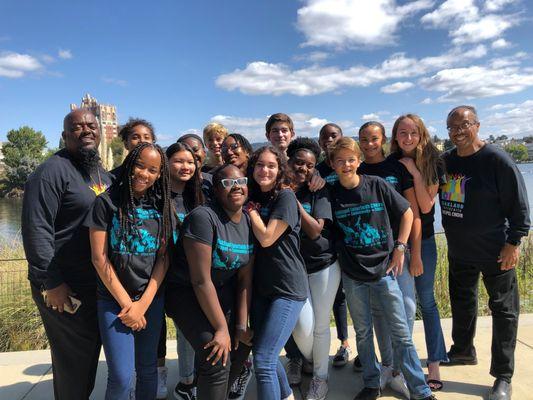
[443,139,454,150]
[523,135,533,144]
[496,134,508,141]
[2,126,47,193]
[504,143,529,162]
[109,136,125,168]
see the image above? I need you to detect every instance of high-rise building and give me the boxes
[70,93,118,170]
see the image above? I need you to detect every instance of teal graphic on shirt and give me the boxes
[385,176,398,185]
[212,238,254,270]
[301,202,311,213]
[110,208,161,255]
[173,212,186,244]
[325,172,339,185]
[335,204,388,249]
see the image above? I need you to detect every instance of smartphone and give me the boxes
[41,291,82,314]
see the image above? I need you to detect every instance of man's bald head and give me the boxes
[62,109,101,155]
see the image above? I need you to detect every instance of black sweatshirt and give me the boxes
[440,144,530,264]
[22,149,111,290]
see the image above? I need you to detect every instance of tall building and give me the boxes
[70,93,118,170]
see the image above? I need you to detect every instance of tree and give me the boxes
[1,126,47,193]
[443,139,454,150]
[496,134,508,141]
[504,143,529,162]
[488,134,495,143]
[109,136,125,168]
[523,135,533,144]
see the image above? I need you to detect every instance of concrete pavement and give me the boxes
[1,314,533,399]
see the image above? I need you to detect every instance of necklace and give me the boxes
[89,168,107,196]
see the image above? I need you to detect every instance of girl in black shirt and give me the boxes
[221,133,253,176]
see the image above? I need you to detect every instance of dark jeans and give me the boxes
[165,283,251,400]
[284,336,302,360]
[333,280,349,342]
[448,258,519,381]
[157,317,167,359]
[31,282,101,400]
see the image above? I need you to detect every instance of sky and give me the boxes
[1,0,533,147]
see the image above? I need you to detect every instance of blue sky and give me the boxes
[1,0,532,147]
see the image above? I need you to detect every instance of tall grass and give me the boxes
[1,233,532,352]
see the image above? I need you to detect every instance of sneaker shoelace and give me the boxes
[232,366,250,395]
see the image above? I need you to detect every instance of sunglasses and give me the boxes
[222,142,241,153]
[220,177,248,188]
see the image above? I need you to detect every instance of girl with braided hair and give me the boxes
[86,142,172,400]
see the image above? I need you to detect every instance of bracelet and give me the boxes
[235,324,247,331]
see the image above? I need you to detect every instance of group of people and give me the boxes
[21,106,530,400]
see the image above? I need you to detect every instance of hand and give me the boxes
[244,201,260,214]
[118,301,147,330]
[204,328,231,366]
[498,243,520,271]
[409,255,424,277]
[308,174,326,192]
[398,157,420,178]
[234,326,253,350]
[45,283,73,313]
[387,249,405,277]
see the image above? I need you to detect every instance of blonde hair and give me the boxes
[328,137,362,162]
[202,123,228,143]
[391,114,443,187]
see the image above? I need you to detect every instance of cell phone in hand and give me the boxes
[41,291,82,314]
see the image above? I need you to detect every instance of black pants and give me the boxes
[448,258,519,381]
[157,317,167,359]
[165,283,251,400]
[333,280,349,342]
[31,282,101,400]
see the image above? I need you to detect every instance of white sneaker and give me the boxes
[306,376,328,400]
[156,366,168,399]
[389,372,410,399]
[379,364,393,390]
[286,358,303,386]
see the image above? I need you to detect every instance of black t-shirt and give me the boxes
[330,175,410,281]
[254,189,308,301]
[440,144,530,264]
[296,186,335,274]
[357,157,413,238]
[170,204,255,287]
[419,164,446,239]
[22,149,112,290]
[202,172,213,202]
[85,189,163,300]
[316,161,339,185]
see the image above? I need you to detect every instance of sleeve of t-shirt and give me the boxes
[84,193,113,232]
[398,162,414,191]
[269,189,299,229]
[182,207,215,246]
[312,187,333,223]
[379,179,410,220]
[437,162,447,186]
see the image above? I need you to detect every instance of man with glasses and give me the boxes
[440,105,530,400]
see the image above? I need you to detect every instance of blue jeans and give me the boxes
[415,236,448,363]
[372,255,416,369]
[98,296,164,400]
[252,294,305,400]
[174,323,196,382]
[343,273,432,399]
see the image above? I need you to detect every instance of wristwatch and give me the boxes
[394,240,408,253]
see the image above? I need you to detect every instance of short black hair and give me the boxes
[211,163,241,188]
[359,121,386,139]
[319,123,343,137]
[118,118,156,142]
[178,133,205,148]
[226,133,253,155]
[286,137,321,161]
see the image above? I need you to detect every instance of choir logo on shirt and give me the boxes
[301,203,312,213]
[325,172,339,185]
[440,174,470,219]
[335,203,388,248]
[172,212,186,244]
[90,182,108,196]
[110,208,161,255]
[212,239,254,270]
[385,176,398,185]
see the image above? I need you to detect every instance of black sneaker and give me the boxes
[353,387,380,400]
[173,382,196,400]
[333,345,351,368]
[442,346,478,366]
[228,363,253,400]
[353,355,363,372]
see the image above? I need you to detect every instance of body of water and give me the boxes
[1,163,532,239]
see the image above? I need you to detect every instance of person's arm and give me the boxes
[399,157,438,214]
[184,237,231,366]
[404,188,423,277]
[234,256,254,349]
[297,200,325,240]
[387,207,413,276]
[248,210,289,247]
[308,172,326,192]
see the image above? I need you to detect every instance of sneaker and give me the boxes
[173,382,196,400]
[332,345,351,368]
[228,363,253,400]
[306,376,328,400]
[156,366,168,399]
[353,387,381,400]
[286,357,303,386]
[389,373,410,399]
[442,347,478,366]
[303,358,313,375]
[353,355,363,372]
[379,364,393,390]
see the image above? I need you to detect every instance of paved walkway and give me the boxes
[1,315,533,399]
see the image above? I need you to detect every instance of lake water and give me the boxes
[1,163,532,239]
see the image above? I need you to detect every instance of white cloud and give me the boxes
[362,113,380,121]
[41,54,55,63]
[0,51,42,78]
[483,99,533,137]
[485,0,519,12]
[488,103,516,110]
[294,51,330,63]
[421,97,433,104]
[102,77,128,87]
[421,0,479,28]
[492,38,510,49]
[58,49,72,59]
[451,14,515,45]
[216,45,486,96]
[420,65,533,102]
[380,81,414,93]
[297,0,434,48]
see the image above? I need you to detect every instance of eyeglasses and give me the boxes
[333,158,359,168]
[222,142,241,153]
[447,121,478,133]
[220,177,248,188]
